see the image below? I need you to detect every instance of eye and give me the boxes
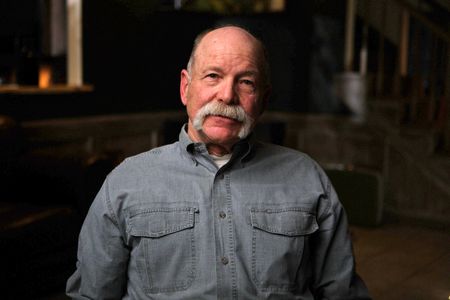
[238,79,256,93]
[205,73,219,79]
[240,79,254,86]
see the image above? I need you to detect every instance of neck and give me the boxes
[186,122,237,156]
[206,143,232,156]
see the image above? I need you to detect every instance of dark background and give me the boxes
[0,0,346,121]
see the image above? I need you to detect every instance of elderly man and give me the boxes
[67,25,371,299]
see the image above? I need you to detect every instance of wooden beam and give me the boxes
[444,48,450,152]
[375,0,387,96]
[344,0,356,72]
[399,9,409,77]
[67,0,83,86]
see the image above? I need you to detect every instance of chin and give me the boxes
[201,127,240,144]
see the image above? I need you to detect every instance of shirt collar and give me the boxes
[179,123,197,153]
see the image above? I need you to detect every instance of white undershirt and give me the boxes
[209,153,232,168]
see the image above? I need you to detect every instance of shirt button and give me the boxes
[221,256,229,265]
[219,211,226,219]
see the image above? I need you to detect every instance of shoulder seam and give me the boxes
[104,176,120,227]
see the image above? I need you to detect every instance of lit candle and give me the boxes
[39,65,52,88]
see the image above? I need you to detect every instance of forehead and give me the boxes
[194,28,261,69]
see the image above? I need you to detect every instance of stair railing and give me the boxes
[356,0,450,152]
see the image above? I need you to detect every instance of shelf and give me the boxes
[0,84,94,94]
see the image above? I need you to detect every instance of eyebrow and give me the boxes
[201,66,259,78]
[238,70,258,78]
[201,66,223,74]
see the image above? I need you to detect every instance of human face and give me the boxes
[180,27,268,152]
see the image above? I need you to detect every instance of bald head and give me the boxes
[187,26,270,87]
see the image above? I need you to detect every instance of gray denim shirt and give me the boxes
[66,127,371,299]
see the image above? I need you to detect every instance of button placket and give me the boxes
[211,170,236,296]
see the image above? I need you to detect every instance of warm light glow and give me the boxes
[270,0,285,12]
[39,65,52,88]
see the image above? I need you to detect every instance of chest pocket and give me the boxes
[126,203,199,294]
[250,205,318,292]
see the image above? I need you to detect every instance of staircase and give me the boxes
[354,0,450,228]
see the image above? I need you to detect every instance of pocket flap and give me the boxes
[127,205,198,238]
[250,207,318,236]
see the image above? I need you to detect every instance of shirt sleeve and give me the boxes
[310,174,372,300]
[66,178,129,299]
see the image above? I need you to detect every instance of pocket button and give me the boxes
[221,256,229,265]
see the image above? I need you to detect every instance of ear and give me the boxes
[180,69,190,106]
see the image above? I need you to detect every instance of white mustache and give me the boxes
[193,101,254,139]
[195,101,246,122]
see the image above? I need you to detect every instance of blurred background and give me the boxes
[0,0,449,299]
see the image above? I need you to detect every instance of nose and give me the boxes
[217,78,238,104]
